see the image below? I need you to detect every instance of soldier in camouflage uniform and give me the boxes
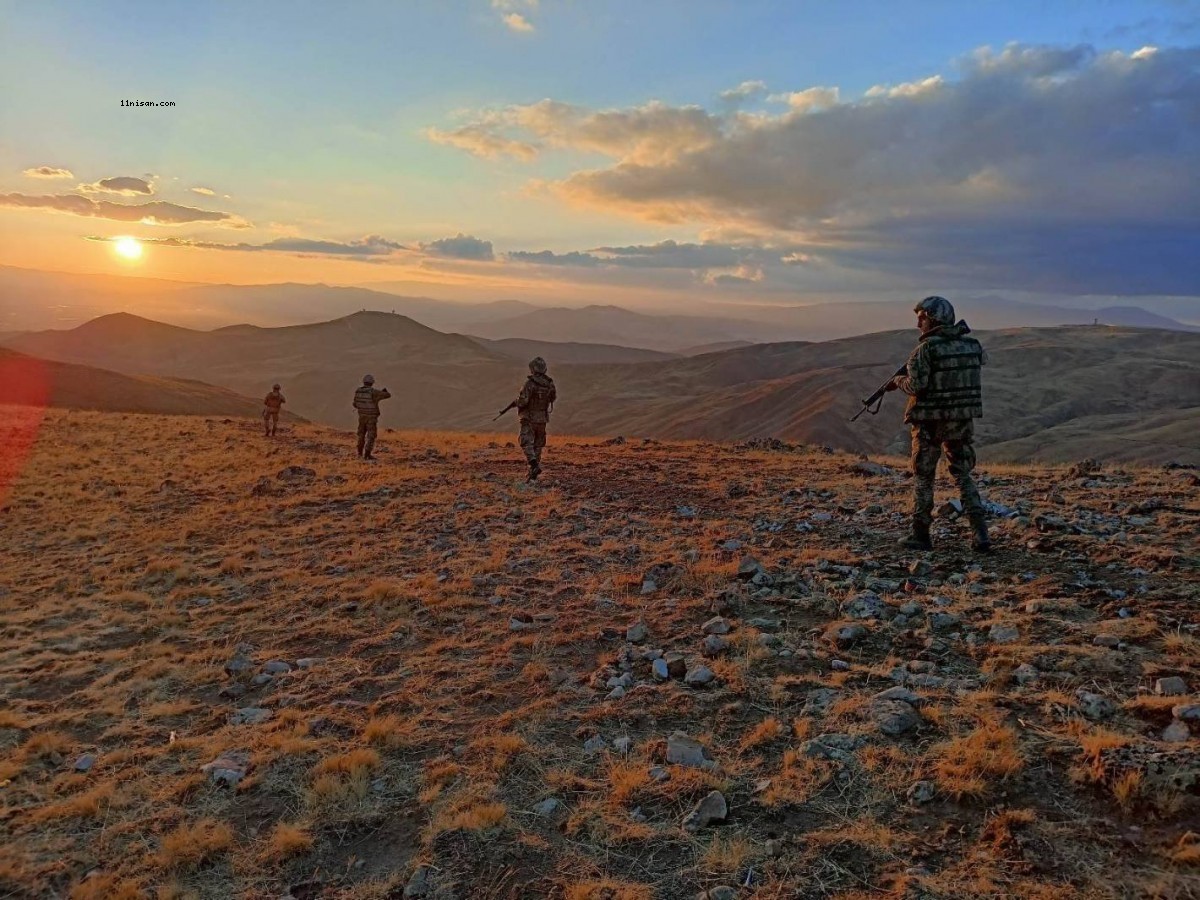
[262,384,285,437]
[353,374,391,460]
[886,296,991,552]
[514,357,557,481]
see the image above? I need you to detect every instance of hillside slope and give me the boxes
[0,410,1196,898]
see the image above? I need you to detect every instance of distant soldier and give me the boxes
[512,357,556,481]
[886,296,991,552]
[353,374,391,460]
[262,383,285,437]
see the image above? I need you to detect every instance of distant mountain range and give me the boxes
[3,266,1197,350]
[4,310,1197,464]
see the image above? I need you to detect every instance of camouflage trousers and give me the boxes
[910,419,984,527]
[519,421,546,465]
[263,410,279,435]
[356,415,379,456]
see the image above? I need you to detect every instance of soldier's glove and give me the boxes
[884,377,901,392]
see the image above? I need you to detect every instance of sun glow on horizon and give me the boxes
[114,236,143,261]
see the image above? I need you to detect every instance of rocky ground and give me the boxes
[0,409,1197,900]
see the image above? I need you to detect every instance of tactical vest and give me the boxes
[353,386,381,416]
[520,375,555,423]
[906,334,984,422]
[264,392,284,411]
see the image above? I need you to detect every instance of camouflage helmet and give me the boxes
[528,357,548,374]
[363,374,375,385]
[914,295,956,326]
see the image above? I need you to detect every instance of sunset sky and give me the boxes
[1,0,1198,308]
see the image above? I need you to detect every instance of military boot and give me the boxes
[900,520,932,551]
[969,512,991,553]
[527,459,541,481]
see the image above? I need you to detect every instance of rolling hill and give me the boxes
[5,312,1197,464]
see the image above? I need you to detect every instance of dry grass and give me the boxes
[0,408,1195,897]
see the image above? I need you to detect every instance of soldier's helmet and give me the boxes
[272,383,281,390]
[529,357,548,374]
[914,295,956,326]
[363,374,375,385]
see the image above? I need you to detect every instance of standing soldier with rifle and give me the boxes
[353,374,391,460]
[885,296,991,552]
[496,357,556,481]
[262,383,286,438]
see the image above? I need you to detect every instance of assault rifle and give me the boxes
[850,364,908,422]
[493,400,517,421]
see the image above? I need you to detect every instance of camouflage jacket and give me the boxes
[263,390,286,411]
[516,373,556,424]
[352,386,391,417]
[894,321,985,423]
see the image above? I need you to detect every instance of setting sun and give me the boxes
[113,236,143,260]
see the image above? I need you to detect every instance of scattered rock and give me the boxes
[218,682,247,700]
[685,665,716,687]
[626,622,649,644]
[648,766,670,783]
[1076,690,1116,720]
[737,557,766,580]
[263,660,291,675]
[703,887,737,900]
[532,798,562,817]
[201,750,250,786]
[1173,704,1200,722]
[827,622,868,647]
[230,707,273,726]
[641,561,678,594]
[1163,721,1191,743]
[1093,634,1120,648]
[296,657,324,669]
[683,790,727,831]
[666,732,717,770]
[662,652,687,678]
[801,733,865,763]
[843,591,891,620]
[830,659,851,672]
[849,460,893,477]
[1155,677,1188,696]
[583,734,607,755]
[223,645,254,676]
[988,624,1020,644]
[1013,664,1040,686]
[509,617,534,632]
[872,699,921,736]
[613,736,632,755]
[702,616,732,635]
[907,780,936,804]
[652,658,671,680]
[276,466,317,483]
[73,753,96,773]
[403,864,435,898]
[701,635,731,657]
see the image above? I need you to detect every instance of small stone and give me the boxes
[705,888,737,900]
[683,790,727,831]
[403,864,435,898]
[702,616,732,635]
[747,616,780,632]
[263,660,291,675]
[1076,690,1116,720]
[200,750,250,786]
[626,622,649,644]
[874,686,922,705]
[1155,677,1188,696]
[685,665,716,687]
[296,657,324,669]
[223,646,254,676]
[830,659,850,672]
[509,617,533,632]
[928,612,960,632]
[532,798,562,817]
[908,559,932,577]
[1173,704,1200,721]
[583,734,607,755]
[218,682,247,700]
[872,700,921,736]
[251,673,274,686]
[613,736,632,755]
[828,623,868,647]
[702,635,730,657]
[737,557,766,580]
[1093,634,1120,648]
[988,624,1020,644]
[230,707,273,726]
[907,780,936,804]
[667,732,717,769]
[73,753,97,773]
[652,658,671,680]
[606,685,626,700]
[648,766,671,783]
[1162,721,1191,743]
[663,652,687,678]
[843,591,891,620]
[1013,664,1040,685]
